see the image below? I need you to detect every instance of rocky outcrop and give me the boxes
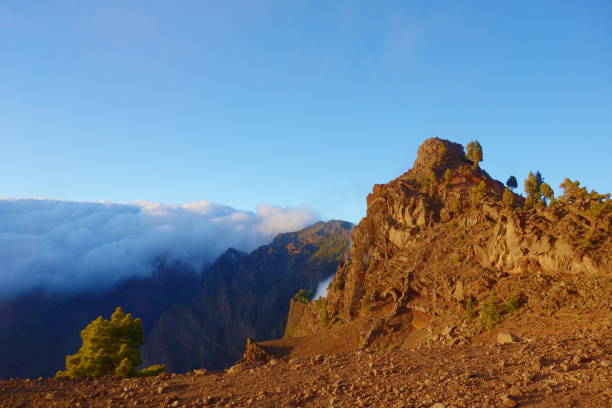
[288,138,611,345]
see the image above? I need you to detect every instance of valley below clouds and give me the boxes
[0,198,318,299]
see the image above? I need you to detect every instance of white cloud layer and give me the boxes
[0,199,318,299]
[313,274,334,300]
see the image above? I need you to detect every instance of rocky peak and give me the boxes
[405,137,468,179]
[286,137,610,348]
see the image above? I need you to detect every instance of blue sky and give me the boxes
[1,1,611,224]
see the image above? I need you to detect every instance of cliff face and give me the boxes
[142,220,353,372]
[287,138,611,344]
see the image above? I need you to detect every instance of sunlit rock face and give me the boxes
[287,138,611,339]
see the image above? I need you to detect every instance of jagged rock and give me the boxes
[500,394,518,407]
[239,338,272,365]
[497,332,524,345]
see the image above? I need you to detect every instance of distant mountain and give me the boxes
[0,220,352,379]
[141,220,353,372]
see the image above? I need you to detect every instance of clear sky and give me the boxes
[1,1,611,224]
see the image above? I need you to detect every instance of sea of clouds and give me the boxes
[0,198,318,299]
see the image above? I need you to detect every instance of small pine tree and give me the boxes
[56,307,165,378]
[506,176,518,191]
[502,187,514,207]
[559,178,588,204]
[479,296,502,329]
[465,141,483,169]
[293,289,314,304]
[540,182,554,206]
[524,171,545,207]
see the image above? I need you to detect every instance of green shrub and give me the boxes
[56,307,166,378]
[136,364,166,377]
[314,298,330,326]
[471,181,487,206]
[293,289,314,304]
[479,296,502,329]
[504,294,521,313]
[464,297,476,320]
[465,140,483,168]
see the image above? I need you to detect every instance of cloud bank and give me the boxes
[313,274,334,300]
[0,199,318,299]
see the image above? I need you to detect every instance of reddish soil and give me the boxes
[2,318,610,408]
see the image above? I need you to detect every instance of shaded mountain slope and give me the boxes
[0,221,352,379]
[0,260,200,379]
[142,220,353,372]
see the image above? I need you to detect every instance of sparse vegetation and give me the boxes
[136,364,166,377]
[524,171,549,207]
[504,294,521,313]
[314,298,330,326]
[560,178,611,212]
[312,236,351,263]
[293,289,314,304]
[471,181,487,206]
[464,297,476,320]
[473,293,524,328]
[56,307,165,378]
[332,260,350,291]
[465,140,483,168]
[479,296,502,329]
[559,178,589,205]
[541,182,554,206]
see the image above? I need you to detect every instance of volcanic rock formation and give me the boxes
[284,138,611,348]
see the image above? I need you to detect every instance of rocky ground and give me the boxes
[2,320,610,408]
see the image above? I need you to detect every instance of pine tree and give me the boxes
[559,178,588,204]
[56,307,165,378]
[465,141,483,169]
[506,176,518,191]
[540,182,555,205]
[524,171,545,207]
